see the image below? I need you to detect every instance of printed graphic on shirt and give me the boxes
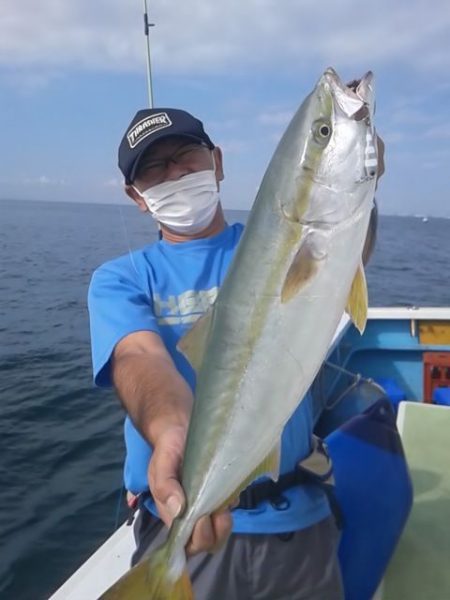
[153,287,219,326]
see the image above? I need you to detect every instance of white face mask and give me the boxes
[136,168,220,235]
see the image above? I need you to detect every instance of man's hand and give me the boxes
[112,331,232,555]
[148,425,233,556]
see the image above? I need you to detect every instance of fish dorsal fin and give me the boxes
[345,263,368,333]
[218,440,281,511]
[281,235,327,303]
[176,308,214,372]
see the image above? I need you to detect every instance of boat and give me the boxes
[413,214,429,222]
[48,306,450,600]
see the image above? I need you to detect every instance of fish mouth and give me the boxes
[322,68,374,120]
[326,69,378,177]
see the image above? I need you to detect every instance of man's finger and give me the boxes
[186,515,215,556]
[149,446,185,525]
[209,510,233,553]
[186,510,233,556]
[153,482,184,526]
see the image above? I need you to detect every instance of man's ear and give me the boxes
[213,147,224,183]
[125,185,149,212]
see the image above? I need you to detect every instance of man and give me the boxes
[88,107,383,599]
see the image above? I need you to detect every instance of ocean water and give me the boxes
[1,199,450,599]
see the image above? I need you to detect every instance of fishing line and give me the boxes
[114,484,125,531]
[322,361,386,411]
[111,205,137,530]
[117,203,140,276]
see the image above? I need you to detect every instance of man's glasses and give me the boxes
[136,143,212,187]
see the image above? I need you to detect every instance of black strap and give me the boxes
[237,469,343,529]
[134,442,344,529]
[237,451,344,529]
[237,469,309,510]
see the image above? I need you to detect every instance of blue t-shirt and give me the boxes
[88,223,330,533]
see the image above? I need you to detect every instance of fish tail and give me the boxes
[99,542,193,600]
[147,543,193,600]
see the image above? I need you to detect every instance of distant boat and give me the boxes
[422,217,429,223]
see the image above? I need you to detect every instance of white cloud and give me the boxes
[219,140,249,155]
[382,131,408,144]
[0,175,67,186]
[389,107,435,127]
[258,110,294,126]
[424,124,450,139]
[22,175,68,186]
[422,161,441,170]
[0,1,142,72]
[1,1,449,76]
[381,91,450,147]
[1,2,449,217]
[103,177,123,188]
[208,118,242,131]
[0,69,64,92]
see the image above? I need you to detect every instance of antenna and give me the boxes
[143,0,155,107]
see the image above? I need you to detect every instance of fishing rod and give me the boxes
[114,4,157,524]
[143,0,155,107]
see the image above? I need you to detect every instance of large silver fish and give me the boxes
[101,67,378,599]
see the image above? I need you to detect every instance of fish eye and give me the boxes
[313,121,332,144]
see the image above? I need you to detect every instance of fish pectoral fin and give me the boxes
[281,237,326,303]
[217,440,281,511]
[345,263,368,334]
[177,307,214,372]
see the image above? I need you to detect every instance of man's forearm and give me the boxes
[112,352,193,446]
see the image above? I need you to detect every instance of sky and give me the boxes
[1,0,449,216]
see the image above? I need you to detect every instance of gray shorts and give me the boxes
[132,510,344,600]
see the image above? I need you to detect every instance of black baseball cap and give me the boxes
[118,108,215,184]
